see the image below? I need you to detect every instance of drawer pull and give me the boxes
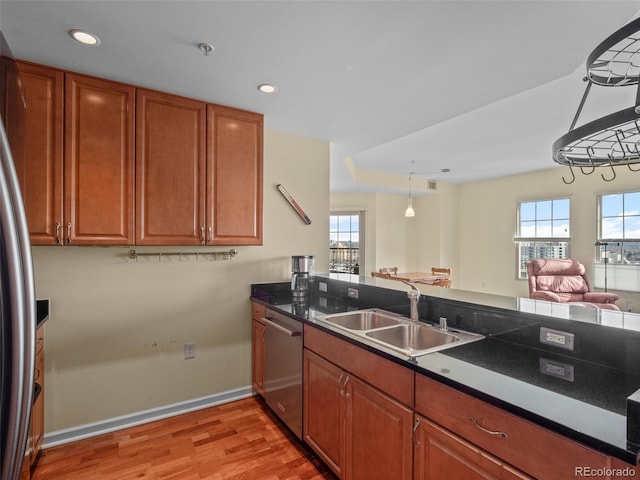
[470,417,508,439]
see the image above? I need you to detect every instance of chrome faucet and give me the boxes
[439,316,448,331]
[401,281,421,322]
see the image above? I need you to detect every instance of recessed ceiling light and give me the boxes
[69,29,101,46]
[258,84,277,94]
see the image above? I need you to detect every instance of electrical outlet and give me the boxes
[347,287,359,299]
[319,282,328,293]
[184,343,196,359]
[539,327,575,351]
[539,358,575,381]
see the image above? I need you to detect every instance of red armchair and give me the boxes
[526,259,620,310]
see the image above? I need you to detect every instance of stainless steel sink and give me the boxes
[320,309,403,330]
[315,309,484,357]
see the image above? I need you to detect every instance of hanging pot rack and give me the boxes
[553,17,640,184]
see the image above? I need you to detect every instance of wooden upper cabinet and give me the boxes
[65,73,135,244]
[5,62,63,245]
[5,61,263,246]
[207,105,263,245]
[136,89,206,245]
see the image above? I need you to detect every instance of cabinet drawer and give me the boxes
[252,302,266,323]
[415,374,610,480]
[304,324,414,407]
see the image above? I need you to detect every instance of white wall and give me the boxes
[332,166,640,311]
[34,129,329,433]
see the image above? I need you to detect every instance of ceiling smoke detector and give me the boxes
[199,43,214,56]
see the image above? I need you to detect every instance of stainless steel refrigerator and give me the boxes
[0,31,37,480]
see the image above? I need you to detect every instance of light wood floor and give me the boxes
[32,396,336,480]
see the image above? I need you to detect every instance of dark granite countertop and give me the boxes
[251,275,640,465]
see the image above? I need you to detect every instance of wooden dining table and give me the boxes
[388,272,448,284]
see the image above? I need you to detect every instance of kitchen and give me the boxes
[2,1,640,480]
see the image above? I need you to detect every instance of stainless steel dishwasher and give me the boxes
[263,307,303,439]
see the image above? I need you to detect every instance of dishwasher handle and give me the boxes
[263,317,302,337]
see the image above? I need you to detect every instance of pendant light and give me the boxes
[405,165,415,217]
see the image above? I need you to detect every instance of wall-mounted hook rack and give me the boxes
[128,249,237,262]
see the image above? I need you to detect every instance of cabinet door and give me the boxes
[344,375,413,480]
[303,349,344,477]
[31,347,44,465]
[206,105,263,245]
[136,89,206,245]
[6,62,63,245]
[65,73,134,244]
[414,416,531,480]
[252,319,265,396]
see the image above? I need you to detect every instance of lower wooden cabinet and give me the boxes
[292,324,640,479]
[415,374,640,480]
[344,373,413,480]
[251,319,265,396]
[414,415,531,480]
[30,324,45,466]
[30,345,44,465]
[251,302,266,396]
[303,349,344,476]
[303,348,413,480]
[21,324,45,480]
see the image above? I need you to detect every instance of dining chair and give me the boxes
[431,267,451,277]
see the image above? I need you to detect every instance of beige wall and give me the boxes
[457,166,640,313]
[331,183,460,281]
[34,129,329,433]
[332,167,640,310]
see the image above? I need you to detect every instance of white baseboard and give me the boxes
[42,385,255,449]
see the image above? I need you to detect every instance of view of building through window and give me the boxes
[515,198,570,279]
[598,192,640,264]
[329,213,360,273]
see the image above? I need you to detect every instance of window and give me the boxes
[597,191,640,265]
[515,198,570,279]
[329,212,362,274]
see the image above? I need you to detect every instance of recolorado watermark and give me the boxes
[575,466,636,477]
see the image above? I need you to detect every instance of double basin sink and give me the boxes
[315,308,484,358]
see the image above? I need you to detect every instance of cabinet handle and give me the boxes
[413,417,421,447]
[207,226,212,243]
[470,417,508,439]
[34,367,40,382]
[200,226,205,245]
[55,222,61,244]
[66,222,72,244]
[341,375,350,397]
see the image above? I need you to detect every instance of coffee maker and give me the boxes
[291,255,314,301]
